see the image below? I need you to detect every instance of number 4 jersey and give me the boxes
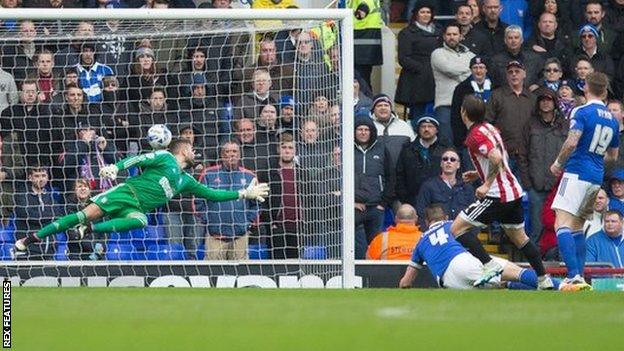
[565,100,619,184]
[410,221,467,279]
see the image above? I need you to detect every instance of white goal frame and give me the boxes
[0,8,355,288]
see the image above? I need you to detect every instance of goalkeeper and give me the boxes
[14,139,269,252]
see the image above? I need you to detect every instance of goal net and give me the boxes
[0,8,355,288]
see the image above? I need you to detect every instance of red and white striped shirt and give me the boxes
[465,122,523,202]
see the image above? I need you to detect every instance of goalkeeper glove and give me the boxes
[238,178,269,203]
[99,164,119,180]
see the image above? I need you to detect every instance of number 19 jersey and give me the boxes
[410,221,467,279]
[565,100,619,184]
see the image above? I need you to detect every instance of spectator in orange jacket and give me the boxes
[366,204,422,260]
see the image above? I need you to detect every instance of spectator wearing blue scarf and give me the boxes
[450,55,492,169]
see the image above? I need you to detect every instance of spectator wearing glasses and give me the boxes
[415,148,475,230]
[572,24,614,77]
[529,57,565,92]
[574,1,617,55]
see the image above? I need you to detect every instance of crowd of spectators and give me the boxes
[1,0,624,265]
[358,0,624,263]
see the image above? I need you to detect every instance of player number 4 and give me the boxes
[428,228,449,246]
[589,124,613,155]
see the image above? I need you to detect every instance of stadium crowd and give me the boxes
[0,0,623,266]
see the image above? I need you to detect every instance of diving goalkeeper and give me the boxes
[14,139,269,252]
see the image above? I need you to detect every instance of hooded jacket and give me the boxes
[354,117,395,207]
[517,88,568,191]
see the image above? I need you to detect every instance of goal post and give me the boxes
[0,8,355,288]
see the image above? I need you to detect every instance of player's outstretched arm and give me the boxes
[399,265,419,288]
[238,178,270,203]
[185,175,268,203]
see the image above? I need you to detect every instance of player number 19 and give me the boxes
[588,124,613,155]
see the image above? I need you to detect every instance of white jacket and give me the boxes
[372,113,416,141]
[431,43,474,108]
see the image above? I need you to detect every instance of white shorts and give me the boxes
[441,252,502,289]
[551,172,600,220]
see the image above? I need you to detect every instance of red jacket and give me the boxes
[539,177,562,255]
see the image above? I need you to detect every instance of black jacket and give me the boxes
[354,117,395,207]
[0,103,57,167]
[450,76,492,148]
[416,175,475,229]
[462,27,492,56]
[474,19,509,54]
[489,49,545,87]
[13,187,63,259]
[394,23,442,105]
[525,32,573,68]
[571,48,615,77]
[396,137,449,207]
[518,109,568,192]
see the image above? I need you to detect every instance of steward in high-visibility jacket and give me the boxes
[348,0,383,67]
[366,205,422,260]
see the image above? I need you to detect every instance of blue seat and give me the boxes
[196,243,205,260]
[108,231,132,244]
[303,246,327,260]
[105,243,135,260]
[248,244,269,260]
[145,243,186,260]
[0,229,15,243]
[54,244,68,261]
[0,244,13,261]
[131,226,167,252]
[55,232,67,244]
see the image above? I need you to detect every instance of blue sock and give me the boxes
[551,278,561,290]
[507,282,536,290]
[573,231,586,277]
[556,227,579,278]
[518,269,538,288]
[507,279,561,290]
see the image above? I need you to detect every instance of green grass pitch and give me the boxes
[10,288,624,351]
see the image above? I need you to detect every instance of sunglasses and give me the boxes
[545,68,560,73]
[442,156,458,162]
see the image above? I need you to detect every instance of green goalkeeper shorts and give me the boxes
[90,183,143,218]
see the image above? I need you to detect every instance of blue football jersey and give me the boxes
[565,100,619,184]
[410,221,467,279]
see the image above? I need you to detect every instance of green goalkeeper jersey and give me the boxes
[114,150,239,212]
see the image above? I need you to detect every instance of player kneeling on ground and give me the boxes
[399,204,575,290]
[14,139,269,252]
